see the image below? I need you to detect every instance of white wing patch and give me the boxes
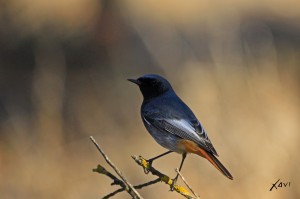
[142,115,151,125]
[165,119,202,141]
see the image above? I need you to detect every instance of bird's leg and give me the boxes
[144,151,173,174]
[147,150,173,166]
[171,153,187,191]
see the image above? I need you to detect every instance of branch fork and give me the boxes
[90,136,200,199]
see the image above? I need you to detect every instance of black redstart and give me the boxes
[128,74,233,186]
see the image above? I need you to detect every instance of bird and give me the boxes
[128,74,233,187]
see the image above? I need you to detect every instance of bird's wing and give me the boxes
[143,113,218,156]
[192,120,218,156]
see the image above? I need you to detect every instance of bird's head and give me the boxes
[128,74,173,99]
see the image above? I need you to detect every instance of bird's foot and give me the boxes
[143,159,153,174]
[170,176,178,191]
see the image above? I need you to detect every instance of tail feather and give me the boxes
[178,139,233,180]
[196,148,233,180]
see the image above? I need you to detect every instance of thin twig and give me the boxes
[94,164,161,198]
[91,136,200,198]
[94,163,161,197]
[176,168,200,198]
[101,179,161,199]
[134,178,161,189]
[93,165,125,187]
[102,187,124,199]
[132,155,197,199]
[90,136,143,199]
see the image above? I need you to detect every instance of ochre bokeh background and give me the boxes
[0,0,299,198]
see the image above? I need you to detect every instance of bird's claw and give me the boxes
[170,177,177,191]
[143,167,150,174]
[143,159,153,174]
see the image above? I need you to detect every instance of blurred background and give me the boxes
[0,0,299,198]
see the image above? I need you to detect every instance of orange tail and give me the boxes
[178,139,233,180]
[196,147,233,180]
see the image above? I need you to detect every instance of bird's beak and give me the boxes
[127,78,141,86]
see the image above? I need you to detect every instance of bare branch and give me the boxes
[93,165,125,187]
[132,155,197,199]
[175,168,200,199]
[134,178,161,189]
[90,136,201,198]
[90,136,143,199]
[102,187,124,199]
[94,164,160,198]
